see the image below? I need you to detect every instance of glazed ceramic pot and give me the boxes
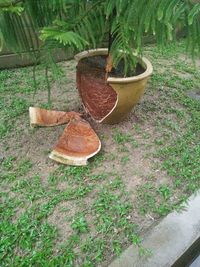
[75,48,153,124]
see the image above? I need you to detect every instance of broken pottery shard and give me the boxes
[49,118,101,166]
[29,107,81,127]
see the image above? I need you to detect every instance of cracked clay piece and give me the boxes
[49,118,101,166]
[29,107,81,127]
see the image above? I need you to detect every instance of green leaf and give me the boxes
[188,3,200,26]
[40,28,88,49]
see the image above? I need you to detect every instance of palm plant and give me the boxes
[0,0,200,80]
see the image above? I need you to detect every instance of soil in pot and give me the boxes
[76,55,145,122]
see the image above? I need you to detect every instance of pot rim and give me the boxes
[74,48,153,84]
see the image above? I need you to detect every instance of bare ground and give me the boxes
[1,45,199,266]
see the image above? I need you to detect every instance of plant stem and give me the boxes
[108,22,112,55]
[75,0,102,25]
[33,63,37,98]
[106,8,116,79]
[45,66,51,105]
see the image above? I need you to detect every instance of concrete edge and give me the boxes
[109,192,200,267]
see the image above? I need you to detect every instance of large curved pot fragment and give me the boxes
[29,107,101,166]
[49,118,101,166]
[75,49,153,124]
[29,107,81,127]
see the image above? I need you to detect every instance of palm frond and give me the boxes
[40,27,88,50]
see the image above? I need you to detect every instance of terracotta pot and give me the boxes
[75,48,153,124]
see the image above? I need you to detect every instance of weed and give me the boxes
[71,213,88,233]
[107,176,124,190]
[111,240,122,255]
[133,124,142,134]
[2,156,16,170]
[154,138,164,145]
[174,61,197,75]
[158,185,171,200]
[113,130,133,144]
[17,159,33,175]
[121,155,129,164]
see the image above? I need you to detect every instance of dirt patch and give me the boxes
[47,201,77,243]
[187,89,200,102]
[1,49,199,266]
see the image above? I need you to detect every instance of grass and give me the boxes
[113,130,133,144]
[0,40,200,266]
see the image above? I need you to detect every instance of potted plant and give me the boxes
[1,0,200,124]
[75,48,153,124]
[41,0,200,124]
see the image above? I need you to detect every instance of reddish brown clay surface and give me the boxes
[76,61,117,121]
[29,107,81,127]
[52,118,100,158]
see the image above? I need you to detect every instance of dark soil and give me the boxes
[77,56,118,121]
[79,55,145,78]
